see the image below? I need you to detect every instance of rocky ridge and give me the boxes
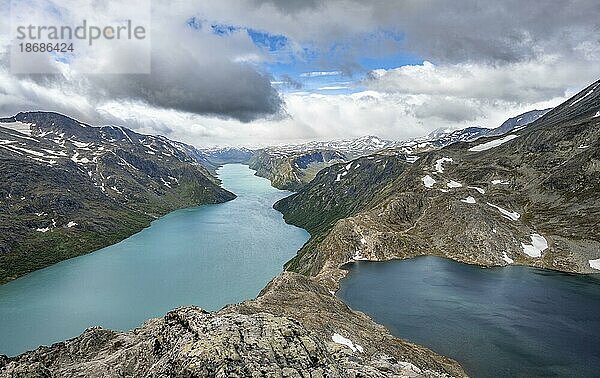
[275,80,600,291]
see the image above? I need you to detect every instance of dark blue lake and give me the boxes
[0,164,309,356]
[337,256,600,377]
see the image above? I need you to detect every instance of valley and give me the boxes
[1,79,599,377]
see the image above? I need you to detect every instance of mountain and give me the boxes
[0,111,235,283]
[266,135,399,158]
[426,126,490,148]
[486,108,551,137]
[247,136,402,190]
[250,110,551,190]
[423,108,552,148]
[249,149,346,191]
[275,79,600,291]
[201,146,254,166]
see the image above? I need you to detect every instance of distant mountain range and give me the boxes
[0,104,559,281]
[246,108,551,190]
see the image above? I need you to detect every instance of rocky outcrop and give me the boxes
[249,149,346,191]
[0,272,465,377]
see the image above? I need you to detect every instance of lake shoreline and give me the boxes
[0,164,309,357]
[337,256,600,377]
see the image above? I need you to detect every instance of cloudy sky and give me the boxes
[1,0,599,147]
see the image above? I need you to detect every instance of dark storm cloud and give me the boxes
[382,0,600,63]
[247,0,599,64]
[89,49,283,123]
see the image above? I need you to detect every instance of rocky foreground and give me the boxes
[0,273,465,377]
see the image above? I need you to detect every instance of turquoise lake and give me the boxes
[337,256,600,378]
[0,164,310,356]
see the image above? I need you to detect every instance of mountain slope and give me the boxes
[486,108,551,137]
[0,112,235,283]
[249,149,346,191]
[275,79,600,289]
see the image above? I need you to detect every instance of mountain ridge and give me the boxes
[0,111,235,283]
[275,79,600,290]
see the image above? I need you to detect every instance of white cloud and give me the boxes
[1,1,599,147]
[364,58,600,103]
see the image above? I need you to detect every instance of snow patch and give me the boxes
[468,186,485,194]
[332,333,363,353]
[66,221,77,228]
[589,259,600,270]
[406,155,419,163]
[353,250,368,261]
[434,157,453,173]
[8,145,46,157]
[110,186,123,194]
[569,84,598,107]
[502,252,514,264]
[422,175,436,188]
[71,152,90,164]
[447,180,462,188]
[160,177,172,188]
[521,234,548,258]
[461,196,476,204]
[469,134,519,152]
[492,179,510,185]
[0,121,32,136]
[72,141,90,148]
[487,203,520,221]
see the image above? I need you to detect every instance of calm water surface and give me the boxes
[0,164,309,356]
[337,256,600,377]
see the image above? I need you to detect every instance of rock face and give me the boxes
[276,79,600,290]
[249,149,346,191]
[0,273,466,377]
[0,112,235,283]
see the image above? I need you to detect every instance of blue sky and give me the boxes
[188,17,422,95]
